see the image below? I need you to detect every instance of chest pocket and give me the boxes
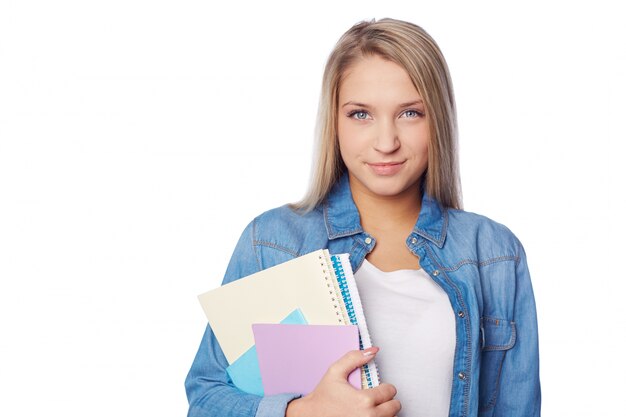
[478,316,516,413]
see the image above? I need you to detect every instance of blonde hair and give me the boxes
[293,18,462,212]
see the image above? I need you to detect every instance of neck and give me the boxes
[349,174,422,234]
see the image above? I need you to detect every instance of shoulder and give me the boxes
[249,203,329,262]
[253,204,324,236]
[447,208,518,242]
[223,204,328,283]
[444,208,524,264]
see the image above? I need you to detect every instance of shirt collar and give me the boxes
[323,172,448,248]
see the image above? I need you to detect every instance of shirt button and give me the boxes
[433,270,440,276]
[458,372,467,380]
[364,237,372,245]
[458,311,465,318]
[411,237,417,244]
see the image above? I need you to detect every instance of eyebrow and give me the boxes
[341,100,424,108]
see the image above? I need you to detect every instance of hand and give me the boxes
[285,347,401,417]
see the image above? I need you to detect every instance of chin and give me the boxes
[364,180,418,198]
[348,170,423,199]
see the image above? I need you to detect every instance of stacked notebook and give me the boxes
[197,249,380,395]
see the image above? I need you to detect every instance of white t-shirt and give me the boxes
[355,259,455,417]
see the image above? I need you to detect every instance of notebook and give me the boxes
[226,309,307,396]
[198,249,380,390]
[252,323,360,395]
[198,249,347,364]
[331,254,380,389]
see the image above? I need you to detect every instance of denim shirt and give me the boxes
[185,173,541,417]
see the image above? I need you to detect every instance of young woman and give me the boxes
[186,18,541,417]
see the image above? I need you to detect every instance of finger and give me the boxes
[375,399,402,417]
[365,383,397,405]
[327,347,379,380]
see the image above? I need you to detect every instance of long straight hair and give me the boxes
[293,18,462,211]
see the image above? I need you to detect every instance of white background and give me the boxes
[1,0,624,416]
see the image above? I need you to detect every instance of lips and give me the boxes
[367,161,405,176]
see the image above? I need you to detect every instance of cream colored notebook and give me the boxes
[198,249,346,364]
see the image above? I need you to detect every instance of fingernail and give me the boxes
[363,347,379,356]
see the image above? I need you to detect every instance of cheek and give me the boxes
[337,119,360,160]
[337,135,357,166]
[399,124,430,155]
[420,137,429,155]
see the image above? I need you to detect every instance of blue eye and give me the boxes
[349,110,369,120]
[403,109,423,118]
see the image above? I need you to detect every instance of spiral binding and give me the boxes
[318,252,344,325]
[330,254,381,389]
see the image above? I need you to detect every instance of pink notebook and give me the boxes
[252,324,361,395]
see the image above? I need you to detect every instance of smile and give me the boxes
[367,161,405,176]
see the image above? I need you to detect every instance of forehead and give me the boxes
[339,55,421,103]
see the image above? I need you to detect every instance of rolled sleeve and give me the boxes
[492,239,541,416]
[256,393,302,417]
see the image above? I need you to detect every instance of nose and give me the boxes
[373,119,400,154]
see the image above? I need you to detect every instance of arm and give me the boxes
[493,239,541,416]
[185,323,263,416]
[185,220,301,417]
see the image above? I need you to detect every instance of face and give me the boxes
[337,55,429,201]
